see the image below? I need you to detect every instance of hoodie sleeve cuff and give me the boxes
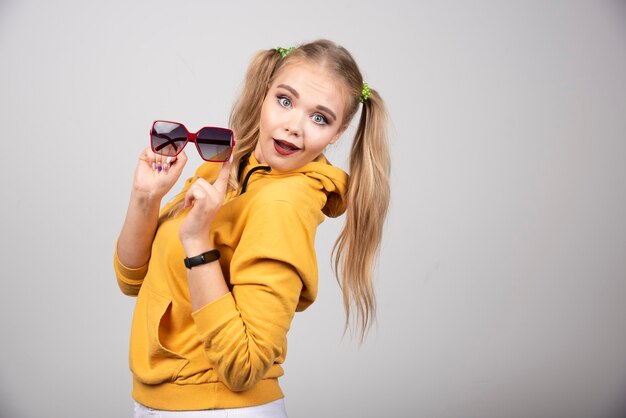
[113,241,149,295]
[113,243,150,280]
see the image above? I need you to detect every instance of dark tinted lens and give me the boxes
[196,127,233,161]
[151,121,188,156]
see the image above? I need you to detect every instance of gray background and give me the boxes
[1,0,625,417]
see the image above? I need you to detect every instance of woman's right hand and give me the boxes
[132,147,188,200]
[117,147,187,270]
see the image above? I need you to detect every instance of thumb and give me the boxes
[213,160,231,195]
[169,150,188,175]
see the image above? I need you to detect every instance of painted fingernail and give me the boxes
[157,163,162,173]
[163,163,169,173]
[166,156,172,164]
[152,162,156,171]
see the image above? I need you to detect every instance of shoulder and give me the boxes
[256,173,324,205]
[231,184,323,245]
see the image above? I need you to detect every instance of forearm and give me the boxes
[190,256,303,392]
[183,239,229,312]
[179,163,232,311]
[186,200,315,392]
[116,190,162,268]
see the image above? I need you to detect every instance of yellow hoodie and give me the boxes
[114,152,347,410]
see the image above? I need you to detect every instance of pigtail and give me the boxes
[228,49,283,189]
[333,89,391,342]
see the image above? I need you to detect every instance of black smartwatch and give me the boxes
[184,249,220,269]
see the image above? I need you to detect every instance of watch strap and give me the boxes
[184,249,220,269]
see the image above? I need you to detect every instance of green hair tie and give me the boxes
[275,46,295,58]
[360,82,372,103]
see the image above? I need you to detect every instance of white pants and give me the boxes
[133,398,288,418]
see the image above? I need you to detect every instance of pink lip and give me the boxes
[273,138,301,156]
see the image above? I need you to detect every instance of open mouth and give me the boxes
[273,138,301,155]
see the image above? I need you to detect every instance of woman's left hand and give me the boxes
[179,161,231,253]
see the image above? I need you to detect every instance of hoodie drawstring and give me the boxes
[240,165,272,194]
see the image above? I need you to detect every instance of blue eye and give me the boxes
[278,96,291,108]
[312,114,328,125]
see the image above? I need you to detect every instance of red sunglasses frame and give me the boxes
[150,119,236,162]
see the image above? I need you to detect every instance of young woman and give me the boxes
[114,39,390,417]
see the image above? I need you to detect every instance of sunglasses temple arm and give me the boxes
[153,134,180,153]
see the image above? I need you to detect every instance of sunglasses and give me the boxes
[150,120,235,162]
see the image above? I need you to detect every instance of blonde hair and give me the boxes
[163,40,391,341]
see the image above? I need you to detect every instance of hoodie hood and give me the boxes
[239,152,348,218]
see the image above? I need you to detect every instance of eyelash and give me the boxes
[277,96,292,108]
[276,95,329,126]
[312,114,328,125]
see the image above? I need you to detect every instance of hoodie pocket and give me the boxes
[130,286,188,384]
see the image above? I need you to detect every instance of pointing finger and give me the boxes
[213,160,231,195]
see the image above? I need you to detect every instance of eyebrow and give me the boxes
[277,84,299,98]
[276,83,338,121]
[316,105,337,121]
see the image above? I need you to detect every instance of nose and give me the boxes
[283,112,304,137]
